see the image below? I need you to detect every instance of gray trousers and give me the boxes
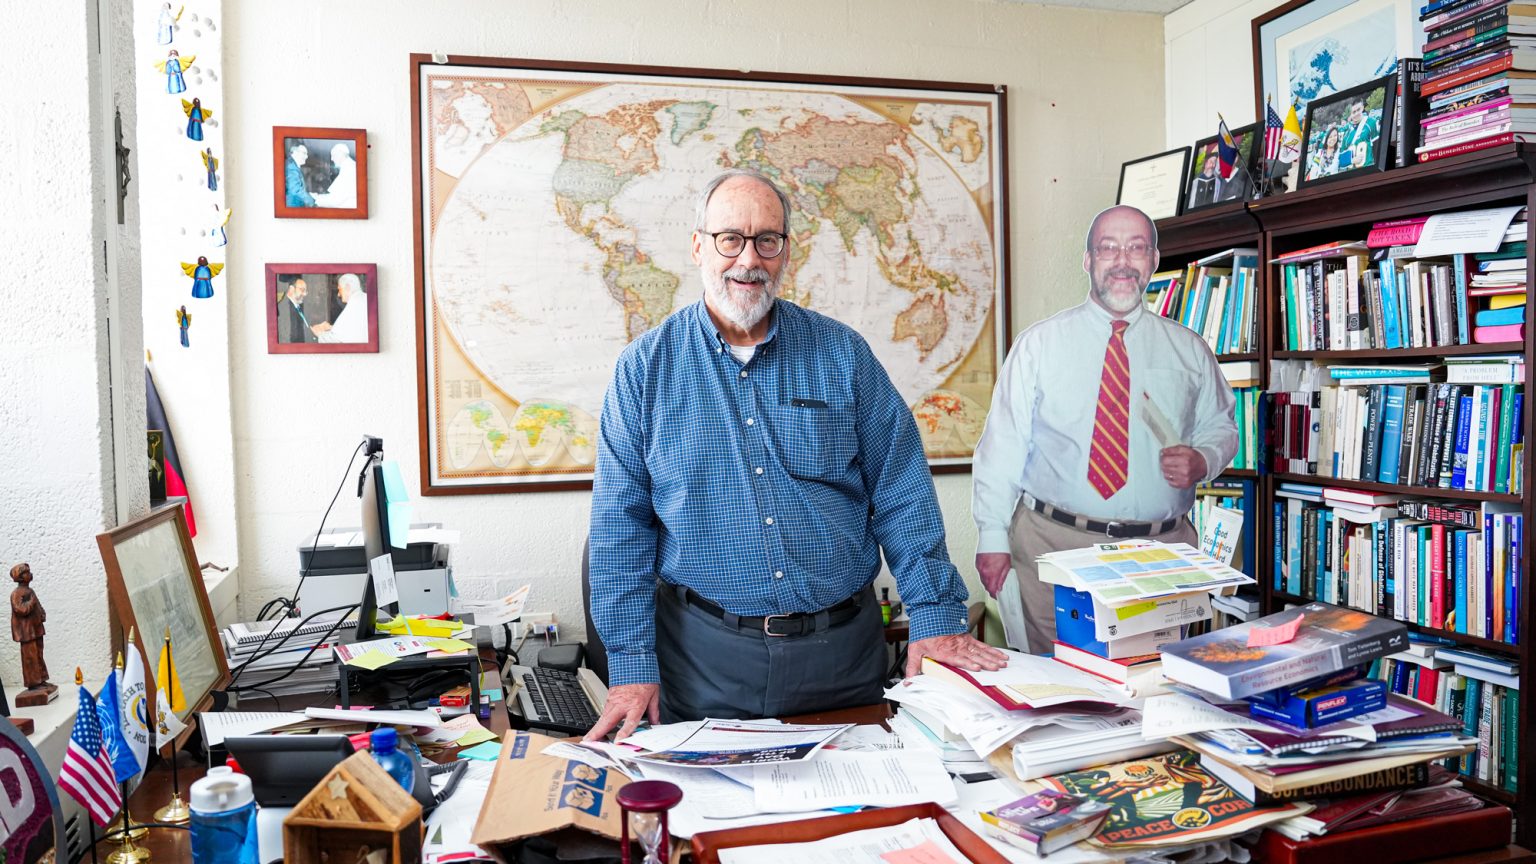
[1009,502,1197,655]
[654,583,886,722]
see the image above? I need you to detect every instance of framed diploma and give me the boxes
[1116,147,1191,220]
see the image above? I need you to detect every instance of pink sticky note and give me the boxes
[1247,614,1304,647]
[880,840,964,864]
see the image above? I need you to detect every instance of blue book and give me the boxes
[1288,504,1303,596]
[1219,273,1237,354]
[1510,515,1522,644]
[1397,272,1412,347]
[1273,501,1285,592]
[1320,512,1333,604]
[1379,260,1403,349]
[1462,677,1482,776]
[1474,388,1493,493]
[1474,306,1526,327]
[1452,254,1471,345]
[1378,385,1407,483]
[1454,529,1469,634]
[1451,394,1473,489]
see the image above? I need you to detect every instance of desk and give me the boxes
[95,662,510,862]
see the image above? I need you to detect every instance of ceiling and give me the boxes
[998,0,1198,14]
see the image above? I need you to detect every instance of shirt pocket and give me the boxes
[1142,367,1199,442]
[772,404,858,480]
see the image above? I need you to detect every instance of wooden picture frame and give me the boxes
[410,54,1011,493]
[97,504,229,753]
[1116,147,1190,221]
[272,126,368,219]
[266,263,380,353]
[1251,0,1422,127]
[1184,123,1261,214]
[1297,75,1395,188]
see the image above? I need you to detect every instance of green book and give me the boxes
[1502,686,1518,793]
[1445,674,1467,773]
[1494,384,1515,494]
[1284,265,1301,351]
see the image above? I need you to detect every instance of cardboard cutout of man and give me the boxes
[971,205,1238,653]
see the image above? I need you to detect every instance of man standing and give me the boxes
[1342,100,1379,170]
[586,169,1004,740]
[972,206,1237,654]
[277,278,313,344]
[285,143,315,208]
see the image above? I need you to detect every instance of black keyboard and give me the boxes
[511,665,602,735]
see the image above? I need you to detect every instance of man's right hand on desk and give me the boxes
[976,552,1011,597]
[584,682,659,742]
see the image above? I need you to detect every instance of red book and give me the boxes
[1429,524,1445,629]
[1366,217,1429,249]
[1251,804,1510,864]
[1415,666,1440,704]
[1418,132,1521,163]
[1421,56,1515,96]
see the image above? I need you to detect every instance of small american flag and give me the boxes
[60,685,122,828]
[1264,98,1285,162]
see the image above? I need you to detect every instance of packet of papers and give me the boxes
[979,790,1110,856]
[632,719,850,768]
[922,649,1128,711]
[1036,541,1253,608]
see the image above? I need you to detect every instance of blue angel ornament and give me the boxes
[181,97,211,141]
[176,306,191,347]
[156,4,182,44]
[153,50,195,95]
[181,256,223,299]
[201,148,219,191]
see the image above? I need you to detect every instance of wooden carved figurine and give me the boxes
[10,564,57,707]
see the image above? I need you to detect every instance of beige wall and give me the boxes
[1164,0,1280,149]
[223,0,1167,631]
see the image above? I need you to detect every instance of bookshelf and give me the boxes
[1155,144,1536,846]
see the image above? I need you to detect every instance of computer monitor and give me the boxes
[356,442,397,641]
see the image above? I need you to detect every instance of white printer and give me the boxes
[295,523,455,618]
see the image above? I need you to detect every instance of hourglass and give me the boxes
[618,780,684,864]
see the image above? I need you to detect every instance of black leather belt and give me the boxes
[1026,493,1181,539]
[681,587,862,637]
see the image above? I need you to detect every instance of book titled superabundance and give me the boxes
[1160,602,1408,699]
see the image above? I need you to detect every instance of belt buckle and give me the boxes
[1104,520,1125,538]
[763,614,792,637]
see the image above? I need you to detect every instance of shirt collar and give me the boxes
[1082,292,1145,331]
[694,298,782,354]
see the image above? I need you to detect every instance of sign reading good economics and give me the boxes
[412,56,1010,493]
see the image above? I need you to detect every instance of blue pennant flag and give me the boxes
[96,668,142,783]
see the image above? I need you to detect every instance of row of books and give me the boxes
[1231,384,1260,470]
[1270,485,1522,643]
[1367,644,1519,792]
[1417,0,1536,162]
[1276,245,1525,351]
[1267,381,1525,493]
[1146,249,1259,355]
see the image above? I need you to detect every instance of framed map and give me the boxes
[412,55,1010,494]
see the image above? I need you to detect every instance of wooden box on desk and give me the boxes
[283,750,423,864]
[1251,804,1512,864]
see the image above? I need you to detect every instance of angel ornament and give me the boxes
[156,3,182,44]
[154,50,195,95]
[182,97,212,141]
[182,256,223,299]
[177,305,192,347]
[209,205,231,247]
[202,147,219,191]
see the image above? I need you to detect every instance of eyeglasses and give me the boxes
[1091,241,1154,262]
[705,231,787,259]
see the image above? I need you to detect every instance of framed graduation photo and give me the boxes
[272,126,368,218]
[1184,124,1259,213]
[1116,147,1190,221]
[1298,75,1394,188]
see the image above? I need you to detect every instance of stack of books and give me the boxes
[1273,485,1523,643]
[223,615,357,696]
[1267,379,1525,493]
[1469,222,1528,341]
[1368,644,1520,792]
[1158,603,1477,806]
[1224,362,1262,470]
[1051,586,1184,694]
[1417,0,1536,162]
[1145,248,1259,355]
[1192,479,1248,571]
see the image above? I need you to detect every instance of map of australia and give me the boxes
[420,67,1005,490]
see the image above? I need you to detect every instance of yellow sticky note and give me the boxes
[405,618,461,637]
[1115,600,1159,620]
[344,649,398,670]
[454,727,498,747]
[426,637,475,654]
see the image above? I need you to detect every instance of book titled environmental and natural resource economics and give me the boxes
[1160,602,1408,700]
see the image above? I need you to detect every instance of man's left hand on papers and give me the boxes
[1159,445,1207,489]
[905,634,1007,678]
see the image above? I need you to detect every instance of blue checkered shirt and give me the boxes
[590,299,970,687]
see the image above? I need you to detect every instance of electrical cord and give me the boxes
[231,604,360,692]
[229,440,364,686]
[227,602,359,688]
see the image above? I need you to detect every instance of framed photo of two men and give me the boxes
[272,125,369,219]
[266,263,379,354]
[410,54,1011,494]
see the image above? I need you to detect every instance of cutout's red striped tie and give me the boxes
[1087,319,1130,499]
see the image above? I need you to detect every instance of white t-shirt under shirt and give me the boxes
[727,343,756,364]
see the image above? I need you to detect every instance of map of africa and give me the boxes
[416,63,1006,491]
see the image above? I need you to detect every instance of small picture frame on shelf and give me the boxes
[265,263,379,353]
[272,126,368,218]
[1184,123,1261,213]
[1116,147,1190,221]
[1298,75,1396,188]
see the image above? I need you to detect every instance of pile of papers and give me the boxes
[223,615,356,697]
[1035,540,1253,607]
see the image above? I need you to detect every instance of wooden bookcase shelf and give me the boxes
[1216,352,1259,362]
[1156,144,1536,847]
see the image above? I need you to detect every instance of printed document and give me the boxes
[752,749,957,812]
[634,719,850,768]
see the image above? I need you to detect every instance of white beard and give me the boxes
[703,266,780,332]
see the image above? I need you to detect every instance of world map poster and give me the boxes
[413,57,1009,492]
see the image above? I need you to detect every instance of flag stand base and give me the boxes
[108,812,148,842]
[153,792,190,824]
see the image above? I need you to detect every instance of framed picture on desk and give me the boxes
[97,504,229,751]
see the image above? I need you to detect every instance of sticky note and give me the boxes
[455,740,503,761]
[1248,614,1304,648]
[370,553,399,607]
[380,461,412,550]
[481,687,503,703]
[880,840,963,864]
[454,727,498,747]
[1115,600,1159,620]
[345,650,398,671]
[426,637,475,654]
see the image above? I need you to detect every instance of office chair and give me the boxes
[580,537,610,685]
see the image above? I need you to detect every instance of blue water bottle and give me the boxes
[189,766,259,864]
[370,727,416,795]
